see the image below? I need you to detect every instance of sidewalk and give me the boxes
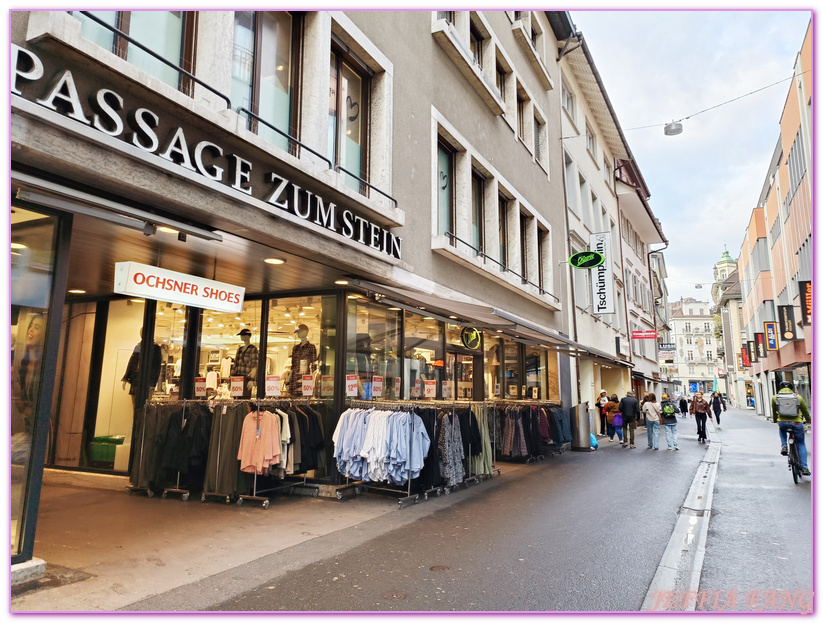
[11,462,535,612]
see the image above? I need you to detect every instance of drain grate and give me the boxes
[429,565,451,572]
[382,590,406,601]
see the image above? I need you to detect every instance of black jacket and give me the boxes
[679,398,688,413]
[618,396,641,421]
[660,399,680,424]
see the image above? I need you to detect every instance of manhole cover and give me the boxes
[429,565,451,572]
[382,591,406,600]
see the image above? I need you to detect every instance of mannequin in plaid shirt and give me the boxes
[231,328,258,398]
[289,324,317,396]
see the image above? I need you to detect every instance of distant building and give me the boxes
[650,251,676,396]
[713,258,754,408]
[667,298,716,395]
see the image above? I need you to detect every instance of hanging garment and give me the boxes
[437,410,465,487]
[203,403,246,496]
[237,410,281,475]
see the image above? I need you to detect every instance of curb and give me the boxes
[640,421,721,611]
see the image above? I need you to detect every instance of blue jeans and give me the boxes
[646,420,660,449]
[779,422,808,468]
[607,423,623,442]
[664,423,678,448]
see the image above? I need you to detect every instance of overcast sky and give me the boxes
[568,9,811,303]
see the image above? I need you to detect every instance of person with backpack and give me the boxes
[710,392,727,428]
[618,390,641,449]
[771,381,811,475]
[679,395,688,419]
[690,391,711,444]
[604,393,622,442]
[642,392,662,450]
[660,393,680,450]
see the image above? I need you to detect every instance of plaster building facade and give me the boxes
[667,298,717,396]
[714,264,754,408]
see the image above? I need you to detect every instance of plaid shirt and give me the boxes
[289,341,318,394]
[231,344,259,378]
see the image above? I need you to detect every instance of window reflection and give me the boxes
[403,312,443,399]
[346,297,400,400]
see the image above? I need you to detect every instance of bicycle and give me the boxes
[787,426,804,484]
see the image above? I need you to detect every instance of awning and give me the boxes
[632,371,658,383]
[353,279,630,366]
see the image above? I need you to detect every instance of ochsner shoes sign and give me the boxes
[589,232,615,315]
[114,262,245,313]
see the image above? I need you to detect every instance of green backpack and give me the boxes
[662,402,676,418]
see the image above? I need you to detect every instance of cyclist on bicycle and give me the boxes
[771,381,811,476]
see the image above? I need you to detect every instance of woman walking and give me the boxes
[642,392,661,450]
[710,392,726,428]
[604,394,622,443]
[690,391,711,444]
[660,393,680,450]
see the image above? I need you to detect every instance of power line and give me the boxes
[623,69,811,132]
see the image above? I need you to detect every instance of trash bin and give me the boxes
[89,435,126,463]
[571,403,593,452]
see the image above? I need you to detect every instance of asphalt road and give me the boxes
[208,421,713,612]
[696,408,812,612]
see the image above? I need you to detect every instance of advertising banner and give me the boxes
[741,347,751,368]
[778,305,799,341]
[747,340,758,363]
[658,343,676,365]
[589,232,615,315]
[755,333,766,359]
[764,321,779,350]
[799,280,812,326]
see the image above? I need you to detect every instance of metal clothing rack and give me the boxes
[127,402,153,497]
[200,398,235,504]
[489,400,560,464]
[162,399,191,501]
[237,398,322,509]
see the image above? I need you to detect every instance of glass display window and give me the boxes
[346,297,401,400]
[197,301,262,399]
[268,295,336,399]
[502,338,521,399]
[403,311,443,400]
[11,206,58,557]
[524,345,547,401]
[484,335,503,399]
[152,300,188,401]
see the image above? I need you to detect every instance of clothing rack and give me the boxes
[162,399,191,501]
[490,400,560,464]
[347,399,419,508]
[237,398,322,509]
[198,398,235,504]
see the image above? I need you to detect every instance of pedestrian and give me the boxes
[710,391,726,428]
[679,395,688,419]
[618,390,641,449]
[597,389,609,436]
[604,393,622,443]
[660,393,680,450]
[642,392,662,450]
[690,391,711,444]
[639,392,649,426]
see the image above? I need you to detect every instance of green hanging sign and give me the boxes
[568,251,605,269]
[460,327,482,350]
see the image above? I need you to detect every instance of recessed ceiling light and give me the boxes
[335,280,349,285]
[299,312,305,317]
[235,316,241,320]
[130,299,145,304]
[157,226,178,234]
[347,295,359,299]
[388,307,401,311]
[157,312,164,316]
[449,316,458,319]
[302,306,314,310]
[68,289,86,294]
[284,313,291,317]
[207,317,213,322]
[11,242,27,250]
[423,317,434,320]
[218,323,224,328]
[264,257,286,265]
[496,330,503,333]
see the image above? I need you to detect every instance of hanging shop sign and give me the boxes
[568,251,605,269]
[747,340,758,363]
[460,327,482,350]
[740,347,751,368]
[736,353,744,371]
[778,305,800,341]
[799,281,811,326]
[763,321,779,350]
[11,45,402,261]
[755,333,766,359]
[114,261,245,313]
[631,330,657,339]
[615,336,630,356]
[589,233,615,315]
[658,343,676,365]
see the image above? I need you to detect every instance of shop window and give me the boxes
[403,312,444,399]
[346,298,401,400]
[266,296,336,399]
[502,338,521,399]
[233,11,300,153]
[485,336,502,399]
[11,206,59,558]
[524,345,547,401]
[437,140,455,241]
[471,171,485,254]
[329,45,370,193]
[152,301,188,400]
[73,11,194,92]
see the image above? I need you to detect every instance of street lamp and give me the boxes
[664,120,683,136]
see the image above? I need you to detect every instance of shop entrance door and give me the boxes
[445,350,483,401]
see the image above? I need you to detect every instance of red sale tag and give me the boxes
[346,374,358,397]
[194,377,206,397]
[372,376,384,397]
[424,380,437,399]
[301,375,315,397]
[321,376,334,396]
[230,376,244,397]
[265,375,281,397]
[394,377,401,397]
[441,380,450,399]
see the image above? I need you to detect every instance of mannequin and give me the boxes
[121,328,162,410]
[289,324,317,396]
[231,328,258,399]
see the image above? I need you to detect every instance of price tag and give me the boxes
[494,383,501,397]
[194,377,206,397]
[413,379,422,398]
[372,375,384,397]
[532,387,539,400]
[221,404,227,415]
[301,375,315,397]
[321,376,335,396]
[394,377,401,397]
[230,376,244,397]
[424,379,437,399]
[441,380,450,399]
[346,374,358,397]
[265,375,281,397]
